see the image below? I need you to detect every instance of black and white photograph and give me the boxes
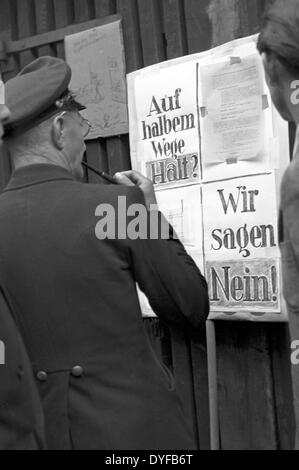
[0,0,298,454]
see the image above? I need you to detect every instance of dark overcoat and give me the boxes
[0,287,45,449]
[280,137,299,450]
[0,164,209,450]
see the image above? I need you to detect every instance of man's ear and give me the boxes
[262,52,282,87]
[52,115,65,150]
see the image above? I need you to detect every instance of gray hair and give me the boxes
[7,116,54,159]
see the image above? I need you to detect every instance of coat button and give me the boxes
[71,365,84,378]
[36,371,48,382]
[17,366,24,379]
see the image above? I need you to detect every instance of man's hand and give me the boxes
[114,170,157,210]
[0,105,11,142]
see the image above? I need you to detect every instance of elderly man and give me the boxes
[2,56,209,450]
[0,77,45,449]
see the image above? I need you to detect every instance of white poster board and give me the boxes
[65,19,128,139]
[131,62,200,189]
[128,35,290,322]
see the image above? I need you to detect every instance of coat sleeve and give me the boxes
[124,187,210,329]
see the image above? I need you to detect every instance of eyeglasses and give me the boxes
[57,111,93,138]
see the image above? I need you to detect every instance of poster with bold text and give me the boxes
[202,174,279,262]
[202,173,282,318]
[129,61,201,190]
[128,34,289,322]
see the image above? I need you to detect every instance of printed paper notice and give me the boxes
[199,52,273,180]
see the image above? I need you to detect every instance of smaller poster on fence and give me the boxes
[65,18,128,139]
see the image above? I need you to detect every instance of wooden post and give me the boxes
[206,320,220,450]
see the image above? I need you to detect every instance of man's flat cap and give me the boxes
[4,56,85,137]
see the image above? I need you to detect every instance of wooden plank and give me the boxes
[207,0,240,47]
[206,321,219,450]
[207,0,263,47]
[190,331,211,450]
[106,135,131,175]
[73,0,95,23]
[137,0,165,66]
[53,0,74,28]
[247,0,265,32]
[78,1,118,187]
[8,0,19,42]
[53,0,74,59]
[85,140,109,185]
[35,0,56,57]
[2,0,19,80]
[162,0,188,59]
[0,0,10,34]
[184,0,212,53]
[216,323,278,450]
[6,15,121,54]
[170,329,199,449]
[94,0,116,17]
[0,44,18,82]
[236,0,264,37]
[116,0,143,73]
[16,0,37,68]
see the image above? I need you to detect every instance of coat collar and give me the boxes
[3,164,75,192]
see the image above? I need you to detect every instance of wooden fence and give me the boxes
[0,0,295,450]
